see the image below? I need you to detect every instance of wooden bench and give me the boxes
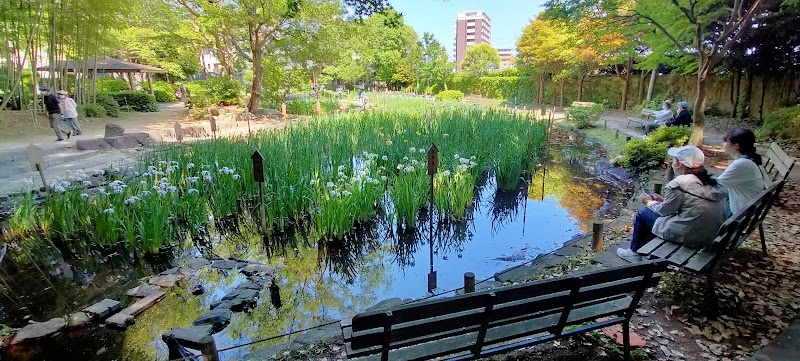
[625,109,655,129]
[762,142,796,182]
[636,180,785,306]
[342,260,667,361]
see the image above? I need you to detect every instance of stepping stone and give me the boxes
[554,246,584,257]
[162,324,214,350]
[104,123,125,137]
[531,254,563,268]
[211,259,237,270]
[293,322,340,346]
[221,288,258,302]
[67,312,90,328]
[237,282,263,291]
[76,139,112,151]
[149,274,180,288]
[591,249,637,268]
[84,299,122,319]
[12,318,67,345]
[105,291,167,329]
[186,258,210,269]
[193,309,231,333]
[210,300,233,310]
[127,284,161,298]
[241,264,275,277]
[159,268,180,275]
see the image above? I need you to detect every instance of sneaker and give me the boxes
[67,131,72,139]
[616,248,642,262]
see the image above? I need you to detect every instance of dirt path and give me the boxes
[0,103,295,197]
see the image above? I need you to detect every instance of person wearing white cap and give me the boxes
[617,145,729,262]
[57,90,82,137]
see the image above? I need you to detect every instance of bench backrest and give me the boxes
[344,260,666,360]
[763,143,795,182]
[712,180,785,254]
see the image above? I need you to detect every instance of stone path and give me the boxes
[746,320,800,361]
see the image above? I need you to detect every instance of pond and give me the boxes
[0,130,631,361]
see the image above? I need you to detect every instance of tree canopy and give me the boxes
[461,43,501,75]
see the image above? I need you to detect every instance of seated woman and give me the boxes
[617,145,729,261]
[716,128,770,214]
[643,100,674,135]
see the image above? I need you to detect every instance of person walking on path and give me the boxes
[716,128,770,214]
[617,145,729,262]
[41,86,66,141]
[58,90,82,136]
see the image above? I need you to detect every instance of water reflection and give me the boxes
[0,132,624,361]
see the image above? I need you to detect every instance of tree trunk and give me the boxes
[741,70,754,120]
[578,73,585,101]
[689,73,711,146]
[559,80,564,107]
[536,73,544,105]
[620,57,632,110]
[247,34,263,113]
[637,70,646,105]
[647,68,656,102]
[785,70,794,106]
[731,69,741,118]
[759,76,769,123]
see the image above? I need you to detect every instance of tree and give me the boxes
[461,43,500,76]
[419,32,451,92]
[545,0,777,145]
[517,16,575,105]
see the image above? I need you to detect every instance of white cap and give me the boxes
[667,145,705,168]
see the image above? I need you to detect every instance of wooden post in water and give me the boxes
[198,335,221,361]
[427,144,439,293]
[464,272,475,293]
[251,150,267,235]
[591,220,604,252]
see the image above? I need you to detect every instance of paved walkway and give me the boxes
[747,321,800,361]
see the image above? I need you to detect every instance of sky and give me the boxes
[391,0,549,60]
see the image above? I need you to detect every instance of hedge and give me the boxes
[109,91,158,112]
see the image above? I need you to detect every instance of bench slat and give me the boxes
[351,293,488,332]
[491,277,578,305]
[573,278,649,304]
[351,309,485,350]
[637,238,668,256]
[667,245,701,266]
[488,294,570,323]
[566,296,632,326]
[652,242,681,259]
[770,142,796,170]
[684,250,716,272]
[765,150,791,181]
[575,261,662,286]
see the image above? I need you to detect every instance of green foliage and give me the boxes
[287,98,340,115]
[110,91,158,112]
[79,103,107,118]
[757,105,800,141]
[152,81,178,102]
[184,77,243,106]
[95,94,121,117]
[435,90,464,101]
[96,79,131,93]
[461,43,500,75]
[566,103,605,129]
[621,126,690,174]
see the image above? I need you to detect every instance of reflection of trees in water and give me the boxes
[317,221,383,283]
[490,176,529,234]
[433,217,472,260]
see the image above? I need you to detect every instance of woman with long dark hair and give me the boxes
[717,128,769,214]
[617,145,729,261]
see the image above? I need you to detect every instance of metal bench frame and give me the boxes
[625,109,655,129]
[342,260,667,361]
[636,181,785,307]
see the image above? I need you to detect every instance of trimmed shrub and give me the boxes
[95,94,120,117]
[620,125,691,175]
[110,91,158,112]
[79,103,107,118]
[152,81,178,102]
[188,94,212,109]
[566,103,605,129]
[96,79,130,93]
[435,90,464,101]
[184,77,243,106]
[757,105,800,141]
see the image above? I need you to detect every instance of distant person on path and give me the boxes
[58,90,82,136]
[716,128,770,214]
[643,100,674,135]
[617,145,728,262]
[41,86,66,141]
[359,90,367,109]
[337,86,343,99]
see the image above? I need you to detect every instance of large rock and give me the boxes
[11,318,67,345]
[104,135,140,149]
[105,123,125,137]
[127,132,154,146]
[67,312,90,328]
[83,299,122,319]
[127,284,161,298]
[192,309,231,333]
[149,274,180,288]
[76,139,112,151]
[185,258,211,269]
[221,288,258,302]
[162,324,214,350]
[211,259,237,270]
[241,264,275,277]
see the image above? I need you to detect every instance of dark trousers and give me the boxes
[631,207,660,251]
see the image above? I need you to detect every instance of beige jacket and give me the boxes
[650,174,729,247]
